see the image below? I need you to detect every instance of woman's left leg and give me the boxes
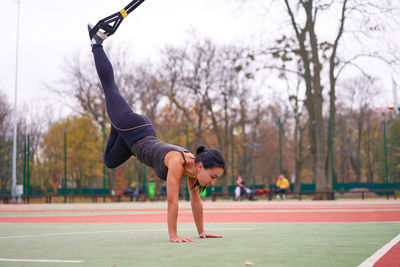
[104,125,132,168]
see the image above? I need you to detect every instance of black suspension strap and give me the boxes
[89,0,146,39]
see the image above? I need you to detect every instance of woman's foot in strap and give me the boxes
[88,23,108,45]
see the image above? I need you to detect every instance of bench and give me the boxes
[264,190,397,200]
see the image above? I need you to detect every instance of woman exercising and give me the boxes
[88,24,226,242]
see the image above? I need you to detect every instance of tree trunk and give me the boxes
[312,102,329,199]
[284,0,329,199]
[293,120,305,193]
[326,0,347,189]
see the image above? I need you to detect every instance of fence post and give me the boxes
[64,131,67,203]
[143,165,147,200]
[278,119,283,174]
[27,135,30,203]
[23,137,26,202]
[231,125,235,188]
[103,129,107,195]
[383,117,388,184]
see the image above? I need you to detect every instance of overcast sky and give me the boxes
[0,0,398,120]
[0,0,268,117]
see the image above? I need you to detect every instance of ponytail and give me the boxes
[196,145,208,155]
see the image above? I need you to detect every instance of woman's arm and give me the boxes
[187,177,204,235]
[188,177,223,239]
[166,158,194,242]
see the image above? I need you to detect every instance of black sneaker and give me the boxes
[88,23,107,45]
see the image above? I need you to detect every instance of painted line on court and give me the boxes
[0,228,254,239]
[358,234,400,267]
[0,258,83,263]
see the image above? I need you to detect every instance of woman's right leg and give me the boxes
[92,44,147,129]
[92,44,155,149]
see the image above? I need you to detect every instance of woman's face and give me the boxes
[197,164,224,187]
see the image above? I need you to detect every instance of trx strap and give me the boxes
[89,0,146,39]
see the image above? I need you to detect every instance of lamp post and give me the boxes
[11,0,21,202]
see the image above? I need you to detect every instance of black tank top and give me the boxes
[131,136,189,180]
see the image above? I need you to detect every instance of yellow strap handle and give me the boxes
[120,9,128,18]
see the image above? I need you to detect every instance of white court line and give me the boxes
[358,234,400,267]
[0,228,254,239]
[0,258,83,263]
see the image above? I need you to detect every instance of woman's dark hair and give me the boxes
[192,145,226,193]
[195,146,226,171]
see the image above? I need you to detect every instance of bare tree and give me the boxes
[253,0,400,198]
[159,44,208,146]
[50,45,145,133]
[160,38,249,150]
[342,77,378,182]
[0,91,12,194]
[160,36,267,189]
[0,91,11,128]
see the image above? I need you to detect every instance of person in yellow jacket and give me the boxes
[275,174,290,200]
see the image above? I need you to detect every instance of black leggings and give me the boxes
[92,45,156,168]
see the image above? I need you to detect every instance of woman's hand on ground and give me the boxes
[199,232,223,238]
[170,236,195,242]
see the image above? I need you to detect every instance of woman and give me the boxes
[88,24,226,242]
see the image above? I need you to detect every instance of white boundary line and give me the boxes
[0,258,83,263]
[0,228,254,239]
[358,234,400,267]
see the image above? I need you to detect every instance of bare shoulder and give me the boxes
[165,151,185,180]
[164,151,185,167]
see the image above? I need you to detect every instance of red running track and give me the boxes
[374,240,400,267]
[0,210,399,223]
[1,204,400,214]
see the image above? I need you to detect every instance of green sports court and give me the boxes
[0,200,399,266]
